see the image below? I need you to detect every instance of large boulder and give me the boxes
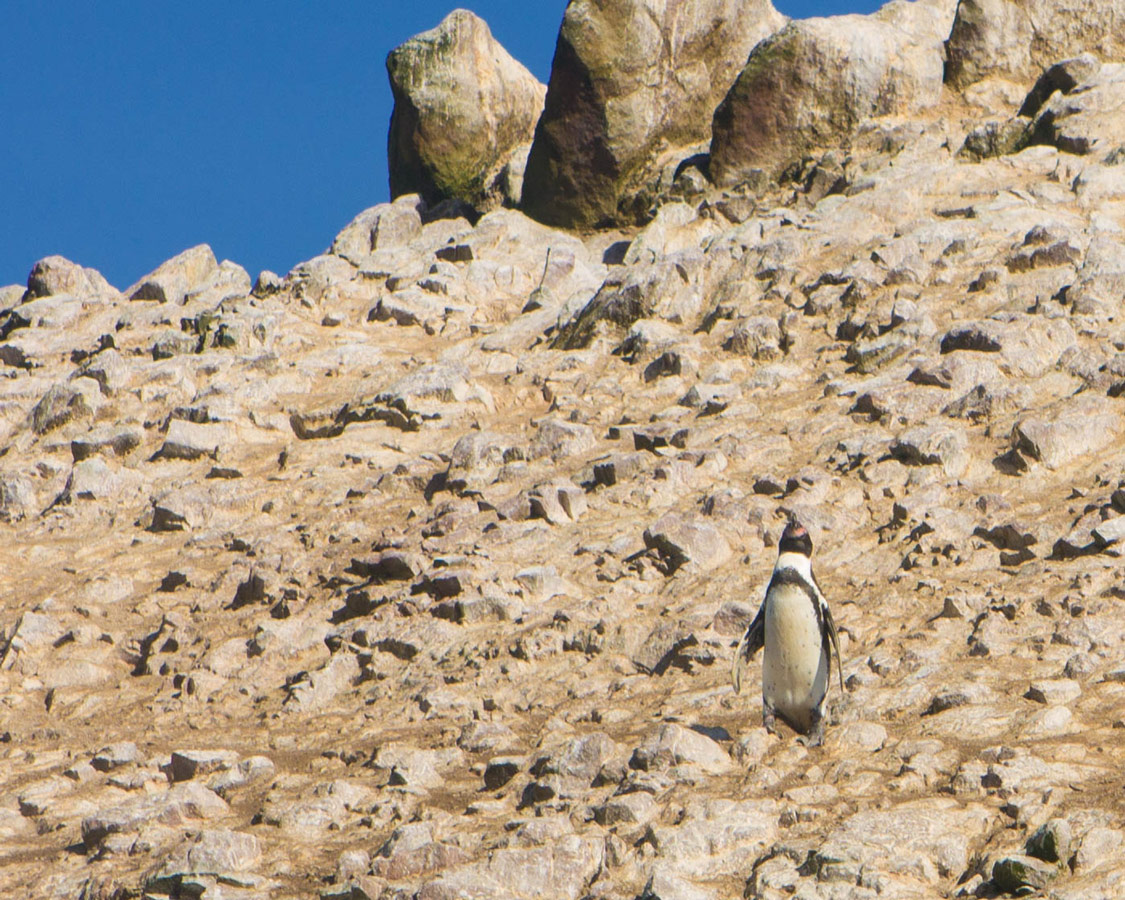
[125,244,220,304]
[710,0,955,185]
[945,0,1125,90]
[521,0,785,228]
[24,255,116,301]
[386,10,546,212]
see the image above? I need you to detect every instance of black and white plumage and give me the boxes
[731,520,843,746]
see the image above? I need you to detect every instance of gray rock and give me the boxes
[712,0,953,183]
[946,0,1125,89]
[646,797,778,879]
[1075,826,1124,873]
[372,825,470,880]
[30,381,98,435]
[208,756,276,799]
[483,756,523,790]
[643,513,732,574]
[81,782,229,851]
[146,828,262,894]
[91,742,140,772]
[528,481,586,524]
[157,419,230,461]
[25,255,115,300]
[0,473,37,521]
[372,362,493,425]
[1027,818,1072,863]
[529,417,596,462]
[74,349,129,397]
[597,790,657,827]
[1093,515,1125,548]
[169,749,241,782]
[939,315,1076,378]
[724,316,782,360]
[418,834,603,900]
[282,653,360,713]
[594,452,648,487]
[522,0,784,227]
[387,10,545,210]
[1012,396,1122,470]
[126,244,219,304]
[991,854,1058,893]
[332,195,423,262]
[151,328,199,360]
[630,723,731,775]
[554,263,699,350]
[959,117,1033,160]
[889,425,969,478]
[814,800,991,883]
[632,621,707,675]
[372,743,464,791]
[640,868,717,900]
[349,550,423,582]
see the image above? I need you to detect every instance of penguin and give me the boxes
[731,520,843,746]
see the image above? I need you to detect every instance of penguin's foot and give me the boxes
[762,704,778,736]
[799,709,825,747]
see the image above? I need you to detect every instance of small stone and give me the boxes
[1092,516,1125,548]
[630,723,731,776]
[91,742,141,772]
[1025,679,1080,705]
[992,855,1058,894]
[595,791,656,827]
[1027,819,1072,864]
[593,452,647,486]
[483,757,522,790]
[169,749,240,782]
[642,513,731,574]
[349,551,423,582]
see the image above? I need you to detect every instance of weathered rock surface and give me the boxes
[24,255,117,300]
[387,10,546,211]
[9,5,1125,899]
[521,0,786,226]
[946,0,1125,89]
[711,0,955,184]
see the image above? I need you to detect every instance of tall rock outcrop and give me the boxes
[710,0,956,186]
[386,10,546,212]
[520,0,786,228]
[945,0,1125,90]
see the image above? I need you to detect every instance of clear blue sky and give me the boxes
[2,1,879,291]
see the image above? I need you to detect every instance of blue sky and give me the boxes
[2,1,880,290]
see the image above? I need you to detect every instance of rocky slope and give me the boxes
[5,2,1125,899]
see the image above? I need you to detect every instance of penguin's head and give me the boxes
[778,520,812,557]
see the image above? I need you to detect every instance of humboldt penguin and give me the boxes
[731,520,843,746]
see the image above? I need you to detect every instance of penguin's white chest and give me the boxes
[763,582,828,730]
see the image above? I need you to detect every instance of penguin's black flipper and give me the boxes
[731,605,765,695]
[821,602,844,693]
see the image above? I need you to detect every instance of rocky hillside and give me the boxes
[5,1,1125,898]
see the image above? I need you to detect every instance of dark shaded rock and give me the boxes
[642,513,731,574]
[349,551,423,582]
[991,855,1057,894]
[958,118,1033,160]
[1019,53,1102,118]
[522,0,784,227]
[711,0,951,184]
[553,263,696,350]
